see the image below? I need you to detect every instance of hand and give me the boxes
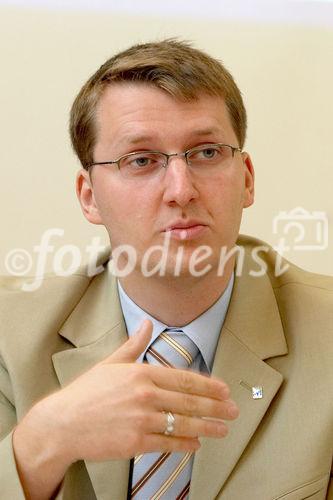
[14,320,239,474]
[13,320,239,499]
[38,319,239,464]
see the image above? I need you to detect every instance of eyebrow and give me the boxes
[120,127,223,146]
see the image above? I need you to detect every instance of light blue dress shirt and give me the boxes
[117,273,234,374]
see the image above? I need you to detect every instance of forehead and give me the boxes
[94,83,237,152]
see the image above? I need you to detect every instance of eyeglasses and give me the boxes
[88,143,242,179]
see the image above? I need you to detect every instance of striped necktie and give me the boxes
[131,328,200,499]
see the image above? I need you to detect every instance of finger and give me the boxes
[152,412,229,439]
[104,319,153,364]
[140,435,201,454]
[154,389,239,420]
[148,365,230,401]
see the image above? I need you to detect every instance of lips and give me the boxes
[164,219,207,232]
[163,220,208,241]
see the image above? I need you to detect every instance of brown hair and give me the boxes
[69,39,247,169]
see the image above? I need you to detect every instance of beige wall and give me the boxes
[1,6,332,276]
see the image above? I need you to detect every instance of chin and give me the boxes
[136,251,220,281]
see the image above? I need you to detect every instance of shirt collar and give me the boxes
[117,273,234,372]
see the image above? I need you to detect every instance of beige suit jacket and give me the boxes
[0,235,332,500]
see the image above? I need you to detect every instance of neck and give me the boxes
[119,259,234,326]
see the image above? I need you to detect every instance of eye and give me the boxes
[121,152,160,169]
[188,145,222,163]
[201,147,219,159]
[119,152,166,177]
[132,156,151,167]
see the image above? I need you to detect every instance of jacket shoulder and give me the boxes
[0,247,112,345]
[237,233,333,292]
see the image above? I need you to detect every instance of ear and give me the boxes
[76,168,103,225]
[241,152,255,208]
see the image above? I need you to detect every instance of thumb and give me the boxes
[105,319,153,364]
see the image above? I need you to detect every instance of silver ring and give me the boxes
[164,411,175,435]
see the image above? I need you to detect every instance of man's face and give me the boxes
[77,83,254,278]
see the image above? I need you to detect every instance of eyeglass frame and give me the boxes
[87,143,243,171]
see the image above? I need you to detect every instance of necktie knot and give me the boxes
[145,327,199,369]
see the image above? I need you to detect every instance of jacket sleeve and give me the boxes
[0,361,66,500]
[0,431,26,499]
[0,360,26,499]
[327,463,333,499]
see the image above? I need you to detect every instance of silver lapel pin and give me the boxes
[240,380,263,399]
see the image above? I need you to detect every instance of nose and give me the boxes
[162,156,199,207]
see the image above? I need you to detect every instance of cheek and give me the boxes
[93,182,158,242]
[204,173,244,217]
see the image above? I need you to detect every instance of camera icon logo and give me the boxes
[272,207,328,251]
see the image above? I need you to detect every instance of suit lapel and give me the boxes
[189,255,288,499]
[189,330,283,500]
[52,262,131,500]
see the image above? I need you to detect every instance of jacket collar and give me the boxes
[56,242,287,358]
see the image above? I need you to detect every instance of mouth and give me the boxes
[163,220,208,241]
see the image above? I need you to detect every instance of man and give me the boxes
[0,39,332,500]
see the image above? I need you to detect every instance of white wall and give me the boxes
[1,1,332,275]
